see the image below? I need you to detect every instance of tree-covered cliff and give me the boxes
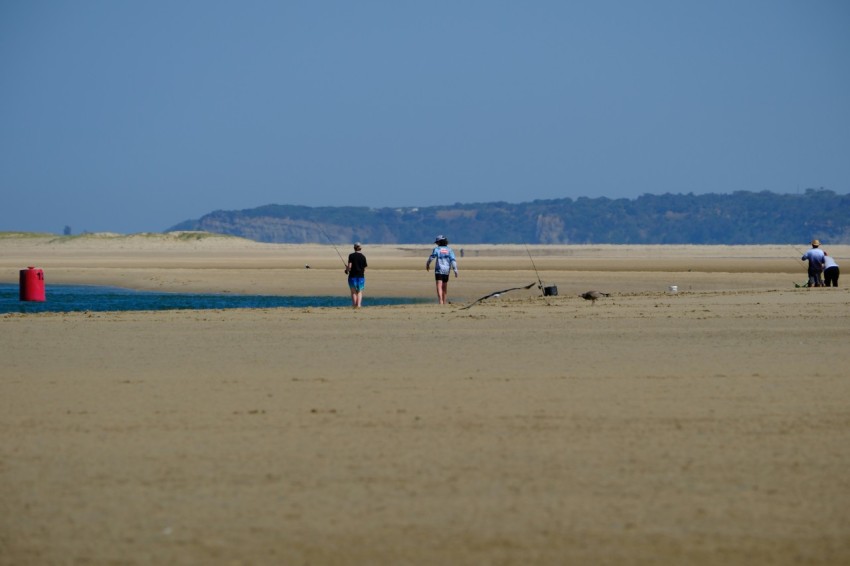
[168,189,850,245]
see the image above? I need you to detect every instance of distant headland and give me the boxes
[167,189,849,245]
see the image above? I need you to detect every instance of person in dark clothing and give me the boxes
[346,242,368,308]
[823,252,840,287]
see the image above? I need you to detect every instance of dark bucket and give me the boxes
[543,285,558,296]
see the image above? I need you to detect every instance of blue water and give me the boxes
[1,284,422,314]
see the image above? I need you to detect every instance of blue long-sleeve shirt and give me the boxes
[427,246,458,275]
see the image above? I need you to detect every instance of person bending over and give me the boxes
[823,252,839,287]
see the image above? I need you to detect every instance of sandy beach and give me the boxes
[1,233,849,565]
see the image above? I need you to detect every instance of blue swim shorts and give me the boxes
[348,277,365,292]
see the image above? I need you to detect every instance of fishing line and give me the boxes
[314,222,348,269]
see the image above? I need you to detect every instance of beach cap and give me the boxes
[435,235,448,244]
[353,242,362,250]
[812,239,820,247]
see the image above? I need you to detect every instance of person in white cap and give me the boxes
[426,235,458,304]
[801,239,825,287]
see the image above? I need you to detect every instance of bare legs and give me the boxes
[427,266,453,304]
[350,288,363,308]
[435,280,448,304]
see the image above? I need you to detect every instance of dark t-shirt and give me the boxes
[347,252,367,278]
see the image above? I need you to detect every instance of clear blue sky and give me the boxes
[2,0,848,234]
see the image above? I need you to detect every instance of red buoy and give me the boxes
[19,267,46,302]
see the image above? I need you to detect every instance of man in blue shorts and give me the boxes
[346,242,367,308]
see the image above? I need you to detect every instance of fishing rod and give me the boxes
[526,245,544,291]
[790,243,817,288]
[314,222,348,270]
[526,245,557,300]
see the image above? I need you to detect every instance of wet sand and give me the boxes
[1,233,849,564]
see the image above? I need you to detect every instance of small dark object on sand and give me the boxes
[580,291,610,304]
